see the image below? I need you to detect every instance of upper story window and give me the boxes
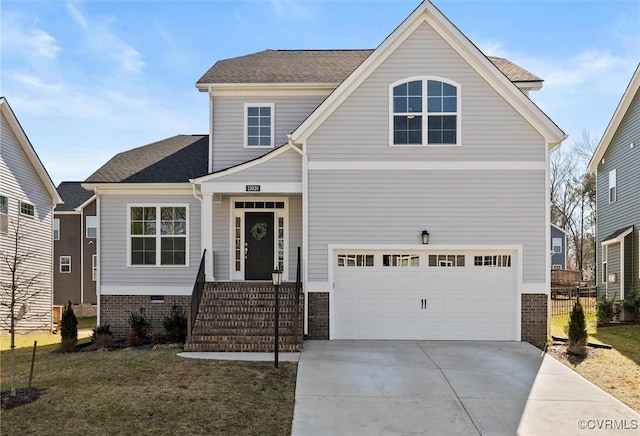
[552,238,562,253]
[53,218,60,240]
[390,77,460,146]
[20,201,35,218]
[86,216,98,238]
[245,103,274,148]
[128,205,188,267]
[0,195,7,234]
[608,169,617,203]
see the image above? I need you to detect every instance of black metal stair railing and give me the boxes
[187,249,206,343]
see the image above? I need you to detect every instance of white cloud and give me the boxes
[65,2,145,73]
[1,14,61,59]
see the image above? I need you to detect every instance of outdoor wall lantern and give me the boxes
[272,269,283,368]
[422,230,430,245]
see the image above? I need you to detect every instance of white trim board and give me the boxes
[308,161,546,171]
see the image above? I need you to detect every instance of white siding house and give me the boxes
[0,97,62,331]
[89,1,565,345]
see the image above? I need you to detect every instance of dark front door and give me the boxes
[245,212,274,280]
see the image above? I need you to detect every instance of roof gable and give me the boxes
[55,182,95,211]
[588,63,640,172]
[0,97,62,204]
[290,1,564,146]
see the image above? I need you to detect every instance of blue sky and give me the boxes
[2,0,638,184]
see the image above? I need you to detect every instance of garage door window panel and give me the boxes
[474,255,511,267]
[383,254,419,267]
[338,254,374,267]
[428,254,465,267]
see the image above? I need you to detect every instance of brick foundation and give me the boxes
[100,295,190,339]
[521,293,548,348]
[307,292,329,340]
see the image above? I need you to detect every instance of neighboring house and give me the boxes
[53,182,97,313]
[588,63,640,310]
[550,223,568,270]
[84,1,565,346]
[0,97,62,331]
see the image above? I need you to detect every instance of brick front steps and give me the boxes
[184,281,304,352]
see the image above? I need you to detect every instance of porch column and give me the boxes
[201,192,214,280]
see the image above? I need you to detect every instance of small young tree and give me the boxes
[127,307,151,344]
[0,213,48,396]
[567,298,588,356]
[163,304,187,343]
[60,301,78,352]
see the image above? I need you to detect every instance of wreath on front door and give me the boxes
[250,222,268,241]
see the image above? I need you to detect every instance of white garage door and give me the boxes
[333,250,518,340]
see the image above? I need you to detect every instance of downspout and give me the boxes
[93,188,101,326]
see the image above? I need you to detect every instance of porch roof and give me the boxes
[602,226,634,245]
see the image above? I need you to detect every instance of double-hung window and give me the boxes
[245,103,274,148]
[0,195,7,234]
[608,169,617,203]
[53,218,60,240]
[391,77,459,146]
[86,216,98,238]
[129,205,188,266]
[60,256,71,273]
[552,238,562,254]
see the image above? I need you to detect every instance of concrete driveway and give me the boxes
[291,341,639,435]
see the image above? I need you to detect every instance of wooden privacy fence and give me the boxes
[551,287,597,318]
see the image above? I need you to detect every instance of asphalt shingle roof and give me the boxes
[197,50,542,85]
[85,135,208,183]
[55,182,94,211]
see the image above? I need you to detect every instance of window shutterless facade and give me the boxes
[60,256,71,273]
[53,218,60,240]
[20,201,35,217]
[552,238,562,253]
[86,216,98,238]
[128,205,188,267]
[608,169,617,203]
[390,77,460,146]
[92,254,97,281]
[0,195,8,234]
[244,103,274,148]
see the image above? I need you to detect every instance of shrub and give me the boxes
[597,296,615,326]
[127,308,151,342]
[622,288,640,321]
[126,332,142,347]
[163,304,188,343]
[60,301,78,352]
[150,332,167,345]
[91,325,114,349]
[567,298,588,355]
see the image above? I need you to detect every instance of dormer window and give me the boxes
[245,103,274,148]
[390,77,460,146]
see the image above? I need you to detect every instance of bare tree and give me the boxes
[0,214,48,397]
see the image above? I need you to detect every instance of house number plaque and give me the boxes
[246,185,261,192]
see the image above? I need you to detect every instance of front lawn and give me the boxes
[549,317,640,412]
[1,342,297,435]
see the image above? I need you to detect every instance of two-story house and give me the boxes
[53,182,97,315]
[84,1,565,348]
[588,63,639,314]
[0,97,62,332]
[550,223,569,270]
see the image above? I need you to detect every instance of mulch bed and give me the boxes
[1,388,47,410]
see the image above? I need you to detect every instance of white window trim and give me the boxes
[608,169,617,203]
[602,245,608,285]
[92,254,97,281]
[229,196,289,281]
[126,204,190,268]
[53,218,60,240]
[19,200,35,218]
[0,195,7,235]
[86,216,98,238]
[552,237,562,254]
[244,103,275,149]
[552,264,563,270]
[60,256,71,273]
[388,76,461,147]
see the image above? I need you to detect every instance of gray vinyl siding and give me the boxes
[54,214,82,305]
[307,22,545,162]
[211,194,302,281]
[305,20,548,285]
[99,193,201,293]
[307,170,546,283]
[595,85,639,298]
[0,112,54,330]
[211,95,325,171]
[213,147,302,183]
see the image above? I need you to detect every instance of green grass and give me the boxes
[549,319,640,412]
[1,344,297,435]
[77,316,97,330]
